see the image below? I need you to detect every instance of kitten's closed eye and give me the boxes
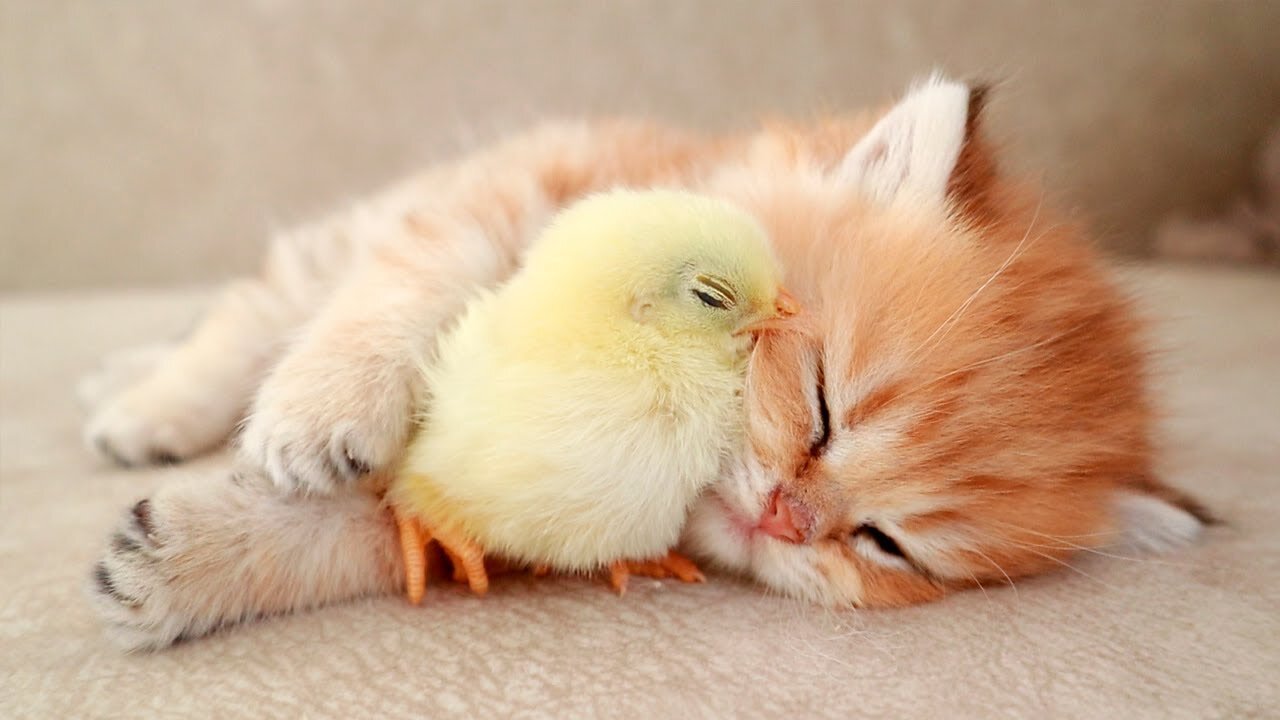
[852,524,906,559]
[810,362,831,457]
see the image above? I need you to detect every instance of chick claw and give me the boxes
[395,510,489,605]
[608,550,706,595]
[441,546,470,585]
[396,512,430,605]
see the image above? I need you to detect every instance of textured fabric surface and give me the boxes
[1,265,1278,718]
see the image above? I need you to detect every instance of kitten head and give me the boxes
[687,75,1210,607]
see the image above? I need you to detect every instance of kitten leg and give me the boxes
[237,203,530,495]
[83,223,350,467]
[233,164,518,496]
[237,119,720,493]
[83,280,299,465]
[236,119,719,494]
[89,471,401,651]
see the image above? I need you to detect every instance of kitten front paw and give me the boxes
[84,378,235,467]
[238,358,411,495]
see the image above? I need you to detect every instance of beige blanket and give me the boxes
[2,264,1277,718]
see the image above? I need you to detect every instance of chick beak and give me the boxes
[774,287,801,318]
[735,287,802,336]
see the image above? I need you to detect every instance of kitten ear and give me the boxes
[837,74,983,209]
[1110,481,1214,554]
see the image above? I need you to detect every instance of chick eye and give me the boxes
[853,524,905,558]
[692,274,737,310]
[692,288,729,309]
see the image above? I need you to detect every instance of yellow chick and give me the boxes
[388,189,798,602]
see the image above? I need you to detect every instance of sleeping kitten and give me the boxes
[86,76,1209,650]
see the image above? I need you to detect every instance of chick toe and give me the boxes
[432,525,489,596]
[608,551,706,595]
[395,511,430,605]
[658,550,706,584]
[441,546,470,585]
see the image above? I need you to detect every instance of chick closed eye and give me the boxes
[692,289,729,309]
[692,274,737,310]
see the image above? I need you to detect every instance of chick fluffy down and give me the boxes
[391,287,747,571]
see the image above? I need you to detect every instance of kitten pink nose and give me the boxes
[757,489,810,543]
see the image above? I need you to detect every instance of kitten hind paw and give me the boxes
[88,498,201,651]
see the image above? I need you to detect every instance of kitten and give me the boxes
[86,76,1208,650]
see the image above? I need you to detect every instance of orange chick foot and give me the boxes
[431,523,489,596]
[395,510,430,605]
[393,509,490,604]
[608,550,706,595]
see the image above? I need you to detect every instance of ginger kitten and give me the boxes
[85,76,1207,649]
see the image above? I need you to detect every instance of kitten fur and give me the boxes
[85,76,1207,650]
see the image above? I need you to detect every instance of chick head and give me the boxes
[528,189,799,345]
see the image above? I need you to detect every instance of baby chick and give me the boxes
[388,189,798,602]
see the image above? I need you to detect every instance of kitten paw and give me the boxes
[238,359,411,495]
[84,379,234,467]
[88,497,205,651]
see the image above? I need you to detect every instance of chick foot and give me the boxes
[441,554,540,586]
[395,511,489,604]
[608,550,706,595]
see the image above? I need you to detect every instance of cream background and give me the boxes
[3,1,1280,290]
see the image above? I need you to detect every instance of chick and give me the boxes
[388,189,798,602]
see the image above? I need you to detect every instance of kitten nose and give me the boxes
[757,489,809,543]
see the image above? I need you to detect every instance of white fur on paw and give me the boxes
[87,498,210,651]
[237,378,410,495]
[77,343,174,411]
[85,380,235,467]
[1112,491,1206,554]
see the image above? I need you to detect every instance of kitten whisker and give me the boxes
[965,546,1020,602]
[962,566,992,603]
[988,523,1193,568]
[898,318,1090,403]
[1008,539,1188,565]
[906,193,1045,365]
[983,525,1128,541]
[1015,546,1123,592]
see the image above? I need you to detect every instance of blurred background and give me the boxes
[3,0,1279,291]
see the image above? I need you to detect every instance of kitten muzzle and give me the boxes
[757,488,815,544]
